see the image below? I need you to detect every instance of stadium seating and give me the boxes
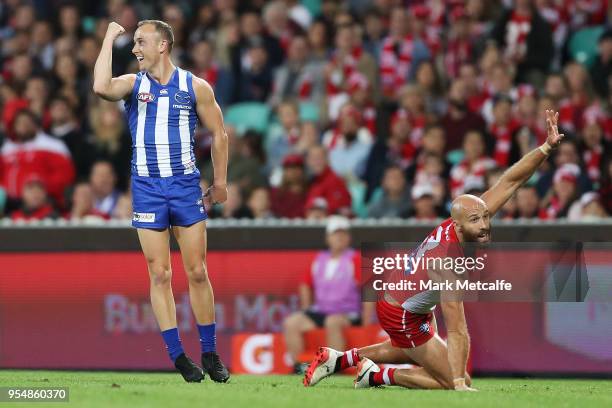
[225,102,271,134]
[446,149,465,166]
[299,102,320,123]
[569,26,605,68]
[348,180,369,218]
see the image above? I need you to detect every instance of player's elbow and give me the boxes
[92,82,106,96]
[93,83,113,100]
[93,88,109,100]
[214,129,228,143]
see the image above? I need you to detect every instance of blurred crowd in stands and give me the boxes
[0,0,610,222]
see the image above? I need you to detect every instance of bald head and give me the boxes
[451,194,487,220]
[451,194,491,243]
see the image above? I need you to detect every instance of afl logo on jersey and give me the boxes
[175,91,191,104]
[137,92,155,103]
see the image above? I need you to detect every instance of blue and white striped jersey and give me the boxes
[125,68,199,177]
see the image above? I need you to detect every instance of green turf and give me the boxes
[0,371,610,408]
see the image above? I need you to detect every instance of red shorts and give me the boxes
[376,299,435,348]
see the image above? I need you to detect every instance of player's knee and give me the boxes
[186,264,208,285]
[283,313,301,331]
[149,264,172,286]
[324,314,347,330]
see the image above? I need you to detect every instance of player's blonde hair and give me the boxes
[137,20,174,52]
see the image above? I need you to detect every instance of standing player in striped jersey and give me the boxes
[93,20,229,383]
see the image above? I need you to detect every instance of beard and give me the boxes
[463,228,491,246]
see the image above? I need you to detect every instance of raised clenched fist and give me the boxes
[105,22,125,40]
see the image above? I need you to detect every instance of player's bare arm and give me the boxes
[92,22,135,101]
[440,300,476,391]
[481,110,565,216]
[193,77,228,205]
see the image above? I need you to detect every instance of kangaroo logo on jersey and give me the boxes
[175,91,191,104]
[137,92,155,103]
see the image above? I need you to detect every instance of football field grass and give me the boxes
[0,370,610,408]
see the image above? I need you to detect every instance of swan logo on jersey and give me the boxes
[419,322,431,334]
[137,92,155,103]
[175,91,191,104]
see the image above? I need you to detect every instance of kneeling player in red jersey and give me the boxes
[304,110,564,391]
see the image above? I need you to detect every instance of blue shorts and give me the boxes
[131,172,208,229]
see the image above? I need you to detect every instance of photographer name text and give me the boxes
[372,279,512,291]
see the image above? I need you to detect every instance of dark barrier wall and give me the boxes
[1,220,611,251]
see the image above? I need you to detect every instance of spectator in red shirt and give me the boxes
[558,62,594,133]
[0,109,75,209]
[489,94,520,167]
[10,177,58,221]
[270,154,308,218]
[305,146,352,216]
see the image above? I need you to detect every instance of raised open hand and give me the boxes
[545,109,564,147]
